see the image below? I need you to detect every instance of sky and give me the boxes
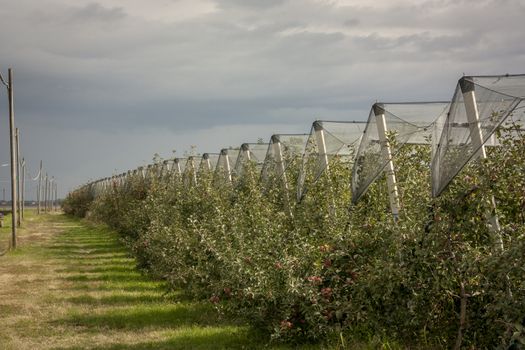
[0,0,524,198]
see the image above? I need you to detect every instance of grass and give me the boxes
[0,212,338,350]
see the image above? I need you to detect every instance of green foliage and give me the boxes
[62,185,94,217]
[66,124,525,348]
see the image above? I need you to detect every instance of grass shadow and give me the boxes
[56,302,236,331]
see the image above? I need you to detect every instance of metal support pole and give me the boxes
[174,160,182,177]
[189,157,197,185]
[55,182,58,211]
[8,69,18,248]
[203,154,212,172]
[37,161,42,214]
[460,77,503,248]
[220,149,233,183]
[272,136,291,215]
[313,122,330,172]
[21,158,25,219]
[44,174,48,213]
[374,104,401,220]
[15,128,21,226]
[242,144,252,162]
[313,122,337,213]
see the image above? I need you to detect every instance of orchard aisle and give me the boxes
[0,213,317,350]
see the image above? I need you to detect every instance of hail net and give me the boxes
[234,143,269,178]
[432,75,525,197]
[261,134,309,187]
[215,150,237,184]
[199,154,220,174]
[297,121,365,201]
[352,102,450,203]
[172,158,187,176]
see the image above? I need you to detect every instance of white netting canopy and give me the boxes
[173,158,187,175]
[352,102,450,203]
[199,153,220,174]
[261,134,309,186]
[432,74,525,197]
[214,149,237,185]
[297,121,366,201]
[233,143,269,178]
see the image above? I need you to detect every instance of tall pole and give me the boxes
[51,181,55,211]
[272,136,291,216]
[48,177,53,212]
[8,68,18,249]
[374,104,400,221]
[37,161,42,214]
[460,77,503,248]
[44,173,48,213]
[15,128,21,226]
[21,158,25,219]
[54,182,58,211]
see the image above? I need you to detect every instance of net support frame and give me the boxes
[174,159,183,176]
[460,78,503,245]
[201,153,213,172]
[312,122,337,213]
[219,148,233,184]
[271,135,292,215]
[313,122,330,173]
[188,156,198,186]
[374,104,400,220]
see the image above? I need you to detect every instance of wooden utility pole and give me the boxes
[7,69,17,248]
[37,161,42,214]
[15,128,21,226]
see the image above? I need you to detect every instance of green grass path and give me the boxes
[0,213,324,350]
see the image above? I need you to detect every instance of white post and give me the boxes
[460,77,502,245]
[220,149,233,183]
[174,159,182,176]
[44,174,48,212]
[189,157,197,185]
[203,154,212,172]
[54,182,58,211]
[162,160,170,177]
[313,122,338,213]
[15,128,21,226]
[313,122,330,172]
[21,158,25,219]
[242,144,251,161]
[37,161,43,214]
[272,135,291,214]
[374,104,400,220]
[238,144,251,179]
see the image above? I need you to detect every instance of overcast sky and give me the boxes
[0,0,523,198]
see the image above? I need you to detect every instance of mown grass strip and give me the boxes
[0,213,332,349]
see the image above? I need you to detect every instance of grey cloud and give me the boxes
[66,3,126,22]
[30,2,126,26]
[215,0,287,9]
[0,0,523,196]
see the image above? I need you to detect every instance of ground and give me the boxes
[0,211,329,350]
